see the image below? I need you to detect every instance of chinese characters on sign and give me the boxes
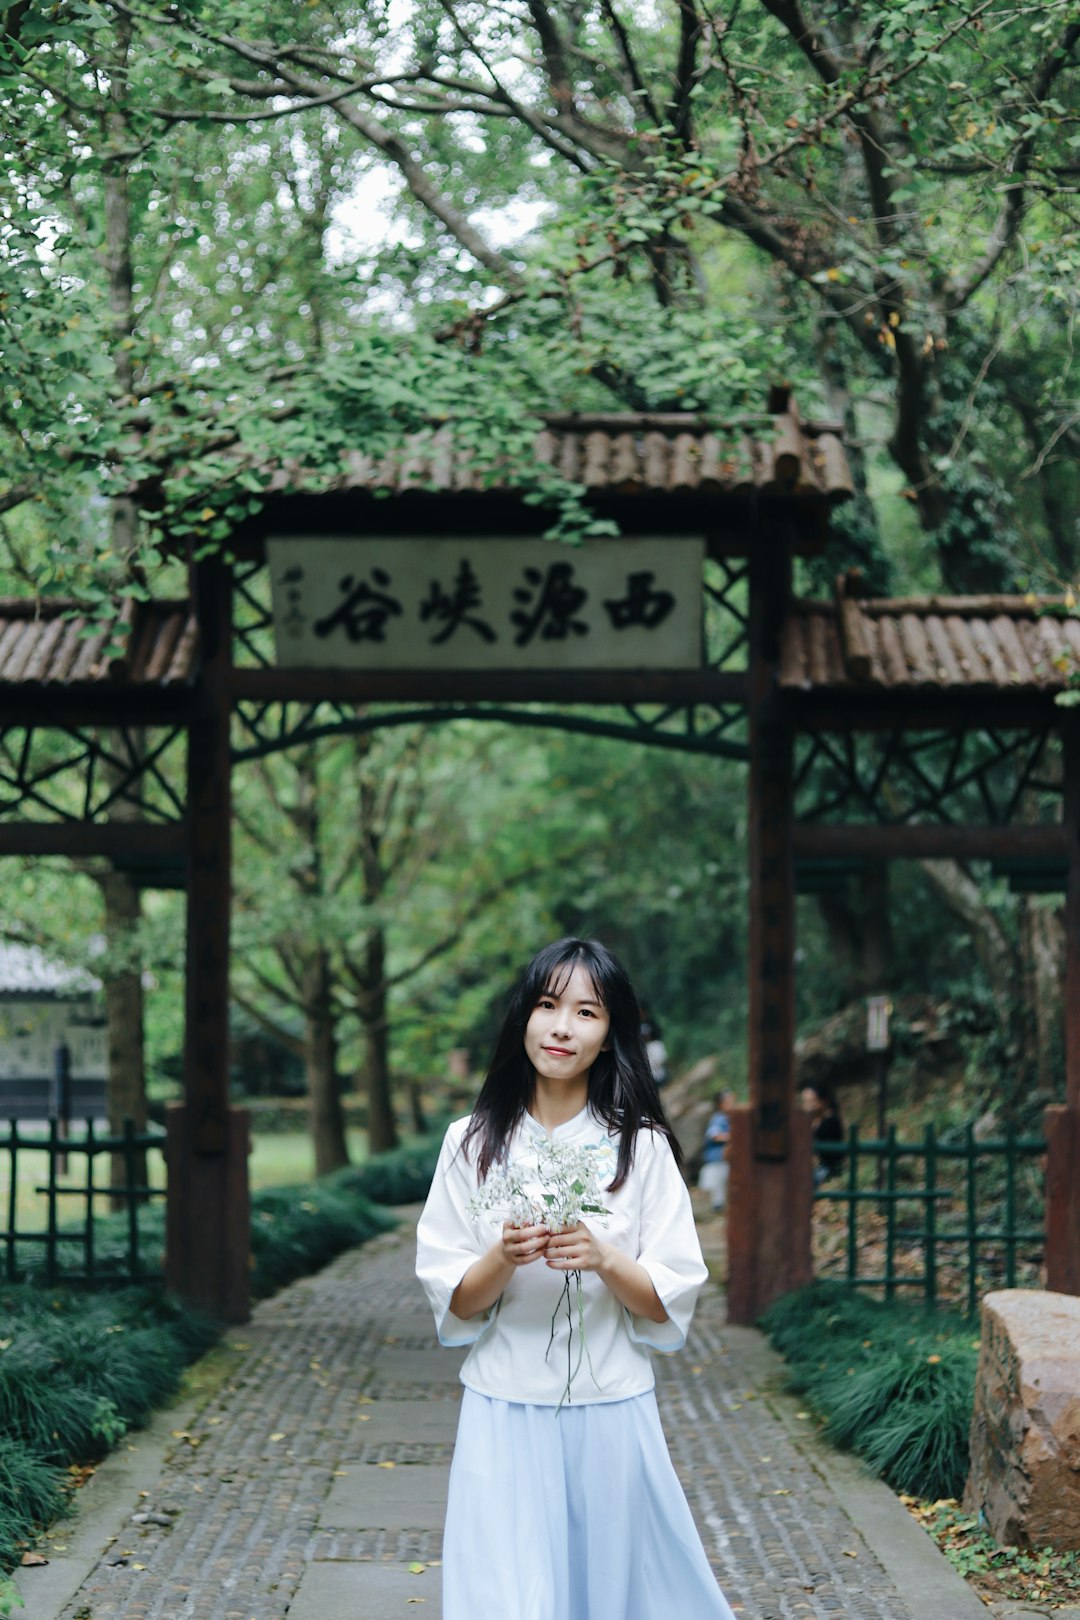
[267,538,704,670]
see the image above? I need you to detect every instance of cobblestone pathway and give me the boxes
[48,1216,953,1620]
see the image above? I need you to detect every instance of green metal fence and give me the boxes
[814,1123,1046,1314]
[2,1117,166,1284]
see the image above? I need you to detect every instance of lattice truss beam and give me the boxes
[0,725,187,823]
[795,726,1062,827]
[233,699,749,762]
[703,556,749,671]
[233,556,751,759]
[233,561,275,669]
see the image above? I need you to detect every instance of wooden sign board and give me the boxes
[266,537,705,670]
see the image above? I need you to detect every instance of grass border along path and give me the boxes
[760,1281,979,1503]
[760,1282,1080,1612]
[0,1131,442,1614]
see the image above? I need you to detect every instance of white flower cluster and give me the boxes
[470,1138,612,1232]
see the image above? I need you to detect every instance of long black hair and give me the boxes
[462,937,683,1191]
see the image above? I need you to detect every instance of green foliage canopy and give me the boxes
[4,0,1077,596]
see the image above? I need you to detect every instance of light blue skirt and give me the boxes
[443,1388,738,1620]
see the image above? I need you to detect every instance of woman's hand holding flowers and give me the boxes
[544,1222,607,1273]
[501,1222,551,1266]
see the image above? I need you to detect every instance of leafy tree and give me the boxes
[229,719,606,1161]
[3,0,1078,1153]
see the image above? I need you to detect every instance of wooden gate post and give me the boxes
[727,529,813,1324]
[166,557,250,1323]
[1046,718,1080,1294]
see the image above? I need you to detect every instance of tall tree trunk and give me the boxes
[303,946,349,1175]
[99,870,147,1200]
[104,8,138,561]
[812,319,891,594]
[291,747,352,1171]
[919,860,1018,1003]
[353,743,399,1153]
[358,925,399,1154]
[1020,899,1065,1106]
[919,859,1026,1115]
[814,864,892,1000]
[99,12,147,1200]
[816,889,860,983]
[859,864,893,994]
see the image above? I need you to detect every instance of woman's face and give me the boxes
[524,961,611,1087]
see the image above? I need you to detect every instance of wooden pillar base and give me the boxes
[165,1103,251,1324]
[1045,1105,1080,1295]
[726,1102,814,1324]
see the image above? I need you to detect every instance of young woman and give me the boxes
[416,937,737,1620]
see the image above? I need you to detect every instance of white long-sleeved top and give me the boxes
[415,1105,707,1406]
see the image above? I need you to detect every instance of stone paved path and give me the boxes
[30,1213,989,1620]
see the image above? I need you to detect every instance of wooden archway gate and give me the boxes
[1,400,1077,1324]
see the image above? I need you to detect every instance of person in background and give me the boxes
[640,1007,669,1089]
[698,1089,736,1213]
[800,1081,845,1188]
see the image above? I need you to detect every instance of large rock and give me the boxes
[965,1290,1080,1549]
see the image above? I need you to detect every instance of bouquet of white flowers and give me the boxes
[469,1137,612,1408]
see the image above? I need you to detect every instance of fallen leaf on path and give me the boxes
[408,1563,425,1574]
[378,1461,395,1469]
[20,1553,47,1567]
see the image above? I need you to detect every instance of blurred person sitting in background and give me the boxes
[698,1090,735,1213]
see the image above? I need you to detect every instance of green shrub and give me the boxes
[0,1442,66,1550]
[249,1181,396,1297]
[0,1284,220,1582]
[760,1282,979,1500]
[0,1146,412,1586]
[330,1129,444,1206]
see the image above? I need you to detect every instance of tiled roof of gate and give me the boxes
[267,397,854,505]
[0,942,99,996]
[780,579,1080,693]
[0,598,198,687]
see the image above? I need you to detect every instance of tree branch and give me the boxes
[597,0,661,127]
[0,482,35,518]
[945,19,1080,311]
[669,0,702,145]
[526,0,577,119]
[149,76,377,123]
[431,0,607,168]
[116,3,526,286]
[231,989,304,1058]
